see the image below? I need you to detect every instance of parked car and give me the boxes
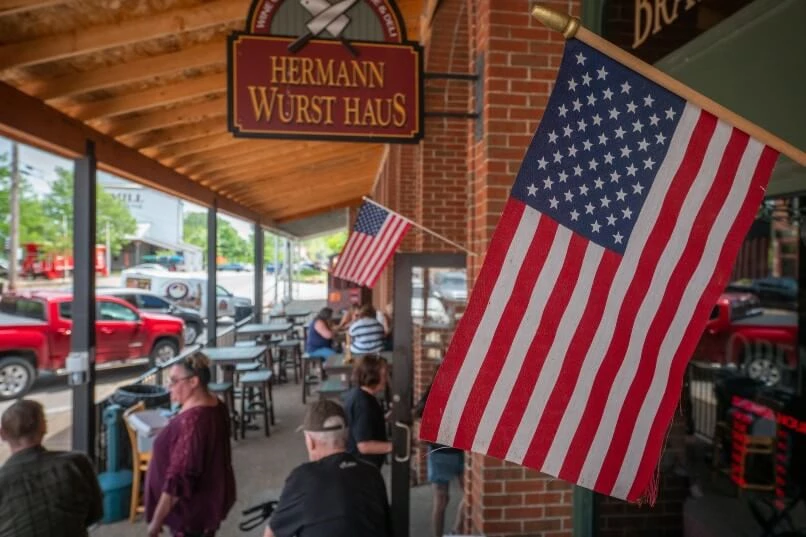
[432,271,468,303]
[120,269,253,320]
[0,291,185,400]
[130,263,169,272]
[98,287,203,345]
[725,277,797,311]
[218,263,247,272]
[693,292,796,387]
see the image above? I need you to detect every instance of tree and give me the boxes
[0,153,56,253]
[183,212,252,263]
[41,167,137,255]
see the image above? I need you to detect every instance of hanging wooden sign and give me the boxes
[228,0,424,143]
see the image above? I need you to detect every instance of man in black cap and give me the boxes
[264,399,393,537]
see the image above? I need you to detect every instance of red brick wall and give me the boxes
[464,0,578,535]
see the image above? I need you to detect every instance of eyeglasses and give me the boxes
[167,375,194,387]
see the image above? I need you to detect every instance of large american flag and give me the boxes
[420,39,778,502]
[333,201,412,287]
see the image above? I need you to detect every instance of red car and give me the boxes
[0,291,185,400]
[693,292,797,386]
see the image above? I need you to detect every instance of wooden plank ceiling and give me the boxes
[0,0,428,225]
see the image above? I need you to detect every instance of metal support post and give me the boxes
[798,196,806,397]
[70,140,97,457]
[207,201,218,346]
[254,224,264,323]
[273,234,279,307]
[286,239,293,303]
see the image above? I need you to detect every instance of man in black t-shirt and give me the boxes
[265,400,392,537]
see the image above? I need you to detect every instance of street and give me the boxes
[0,271,326,462]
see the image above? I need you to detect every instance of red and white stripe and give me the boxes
[420,103,778,501]
[333,214,411,288]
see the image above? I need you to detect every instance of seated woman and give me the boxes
[348,304,386,356]
[306,307,337,360]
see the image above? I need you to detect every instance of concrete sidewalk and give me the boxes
[92,379,460,537]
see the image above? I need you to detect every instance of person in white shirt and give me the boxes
[348,304,386,355]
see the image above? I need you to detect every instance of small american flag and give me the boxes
[420,38,778,502]
[333,201,412,287]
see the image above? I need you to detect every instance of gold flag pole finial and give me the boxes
[530,4,580,39]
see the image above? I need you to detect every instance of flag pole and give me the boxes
[531,4,806,167]
[361,196,478,256]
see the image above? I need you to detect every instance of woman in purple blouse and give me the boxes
[145,353,236,537]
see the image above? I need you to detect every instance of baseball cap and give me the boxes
[296,399,348,432]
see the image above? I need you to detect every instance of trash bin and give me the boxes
[97,404,133,524]
[235,305,255,322]
[127,409,170,453]
[111,384,170,410]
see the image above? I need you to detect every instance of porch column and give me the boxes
[71,140,97,457]
[254,224,264,322]
[285,239,293,303]
[207,201,218,346]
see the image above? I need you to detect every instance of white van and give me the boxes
[120,269,253,320]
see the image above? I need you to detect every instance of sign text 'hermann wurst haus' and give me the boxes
[228,0,424,143]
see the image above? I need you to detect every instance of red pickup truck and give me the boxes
[693,291,797,386]
[0,291,185,400]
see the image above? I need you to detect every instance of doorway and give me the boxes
[390,252,467,537]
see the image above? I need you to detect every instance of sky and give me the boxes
[0,136,255,239]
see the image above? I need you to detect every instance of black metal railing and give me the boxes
[686,360,721,443]
[93,315,253,471]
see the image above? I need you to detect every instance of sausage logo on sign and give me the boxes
[228,0,423,143]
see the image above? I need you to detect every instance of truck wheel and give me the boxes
[151,340,179,365]
[184,323,200,345]
[0,357,36,400]
[745,356,782,387]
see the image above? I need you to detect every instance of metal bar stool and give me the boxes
[239,369,274,438]
[208,380,237,440]
[276,339,302,384]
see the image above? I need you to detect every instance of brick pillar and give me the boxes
[465,0,579,534]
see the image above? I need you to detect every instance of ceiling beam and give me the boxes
[177,139,298,170]
[217,153,380,197]
[237,179,375,218]
[198,146,372,188]
[0,81,269,227]
[274,197,361,223]
[226,178,370,217]
[145,132,241,162]
[100,96,225,138]
[0,0,64,16]
[198,147,368,181]
[181,140,317,175]
[23,42,224,101]
[63,72,227,121]
[121,117,227,149]
[0,0,243,70]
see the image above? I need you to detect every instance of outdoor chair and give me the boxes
[208,381,237,440]
[276,338,302,384]
[239,369,274,438]
[123,401,150,523]
[301,353,325,404]
[316,377,349,400]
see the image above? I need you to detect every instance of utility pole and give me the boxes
[8,143,19,291]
